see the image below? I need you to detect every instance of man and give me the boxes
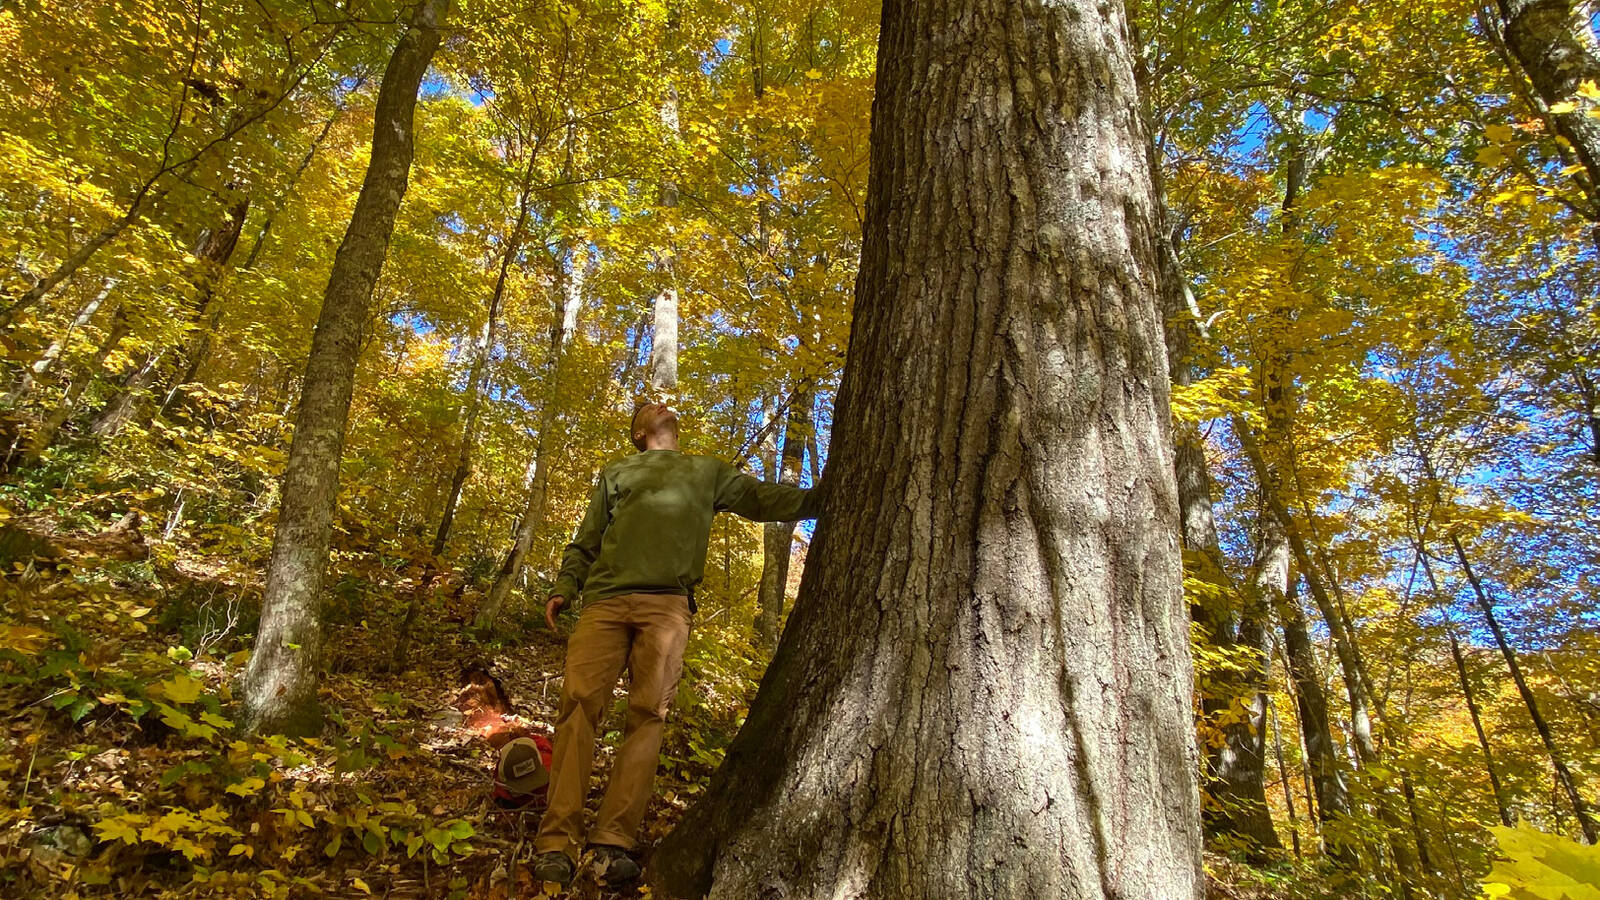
[532,401,821,886]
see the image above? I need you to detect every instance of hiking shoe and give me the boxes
[591,844,641,885]
[532,850,575,887]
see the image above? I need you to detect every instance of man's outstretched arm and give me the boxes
[714,461,822,522]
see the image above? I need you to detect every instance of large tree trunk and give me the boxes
[652,0,1201,894]
[240,0,447,735]
[754,387,811,649]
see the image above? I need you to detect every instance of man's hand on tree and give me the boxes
[545,596,568,633]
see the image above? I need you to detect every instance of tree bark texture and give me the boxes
[652,0,1201,895]
[755,387,811,649]
[1497,0,1600,219]
[240,0,446,735]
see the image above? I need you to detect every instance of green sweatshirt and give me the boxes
[551,449,821,607]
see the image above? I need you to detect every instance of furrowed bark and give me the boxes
[653,0,1202,894]
[241,0,447,735]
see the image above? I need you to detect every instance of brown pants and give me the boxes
[534,592,691,859]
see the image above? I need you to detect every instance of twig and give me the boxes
[19,737,39,806]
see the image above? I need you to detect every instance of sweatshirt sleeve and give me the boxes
[552,469,611,600]
[713,461,821,522]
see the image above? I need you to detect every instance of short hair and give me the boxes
[630,400,651,451]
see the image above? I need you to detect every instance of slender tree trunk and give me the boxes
[162,108,350,417]
[20,306,133,465]
[1449,532,1598,842]
[650,284,679,393]
[1153,146,1279,858]
[654,0,1202,894]
[89,348,164,438]
[240,0,447,735]
[0,184,168,332]
[1418,551,1515,827]
[8,277,118,403]
[1269,694,1304,859]
[1575,367,1600,466]
[650,78,683,395]
[431,161,535,558]
[152,196,251,417]
[1279,586,1355,863]
[474,247,587,631]
[1239,420,1424,887]
[755,387,811,649]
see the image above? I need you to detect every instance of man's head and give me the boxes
[631,401,680,451]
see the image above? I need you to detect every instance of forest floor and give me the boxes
[0,513,716,899]
[1,515,1283,899]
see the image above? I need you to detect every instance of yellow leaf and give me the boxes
[1549,100,1579,114]
[352,877,372,895]
[94,815,145,845]
[1485,124,1514,143]
[157,674,203,705]
[225,777,265,797]
[0,624,53,656]
[1477,145,1506,167]
[229,843,253,858]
